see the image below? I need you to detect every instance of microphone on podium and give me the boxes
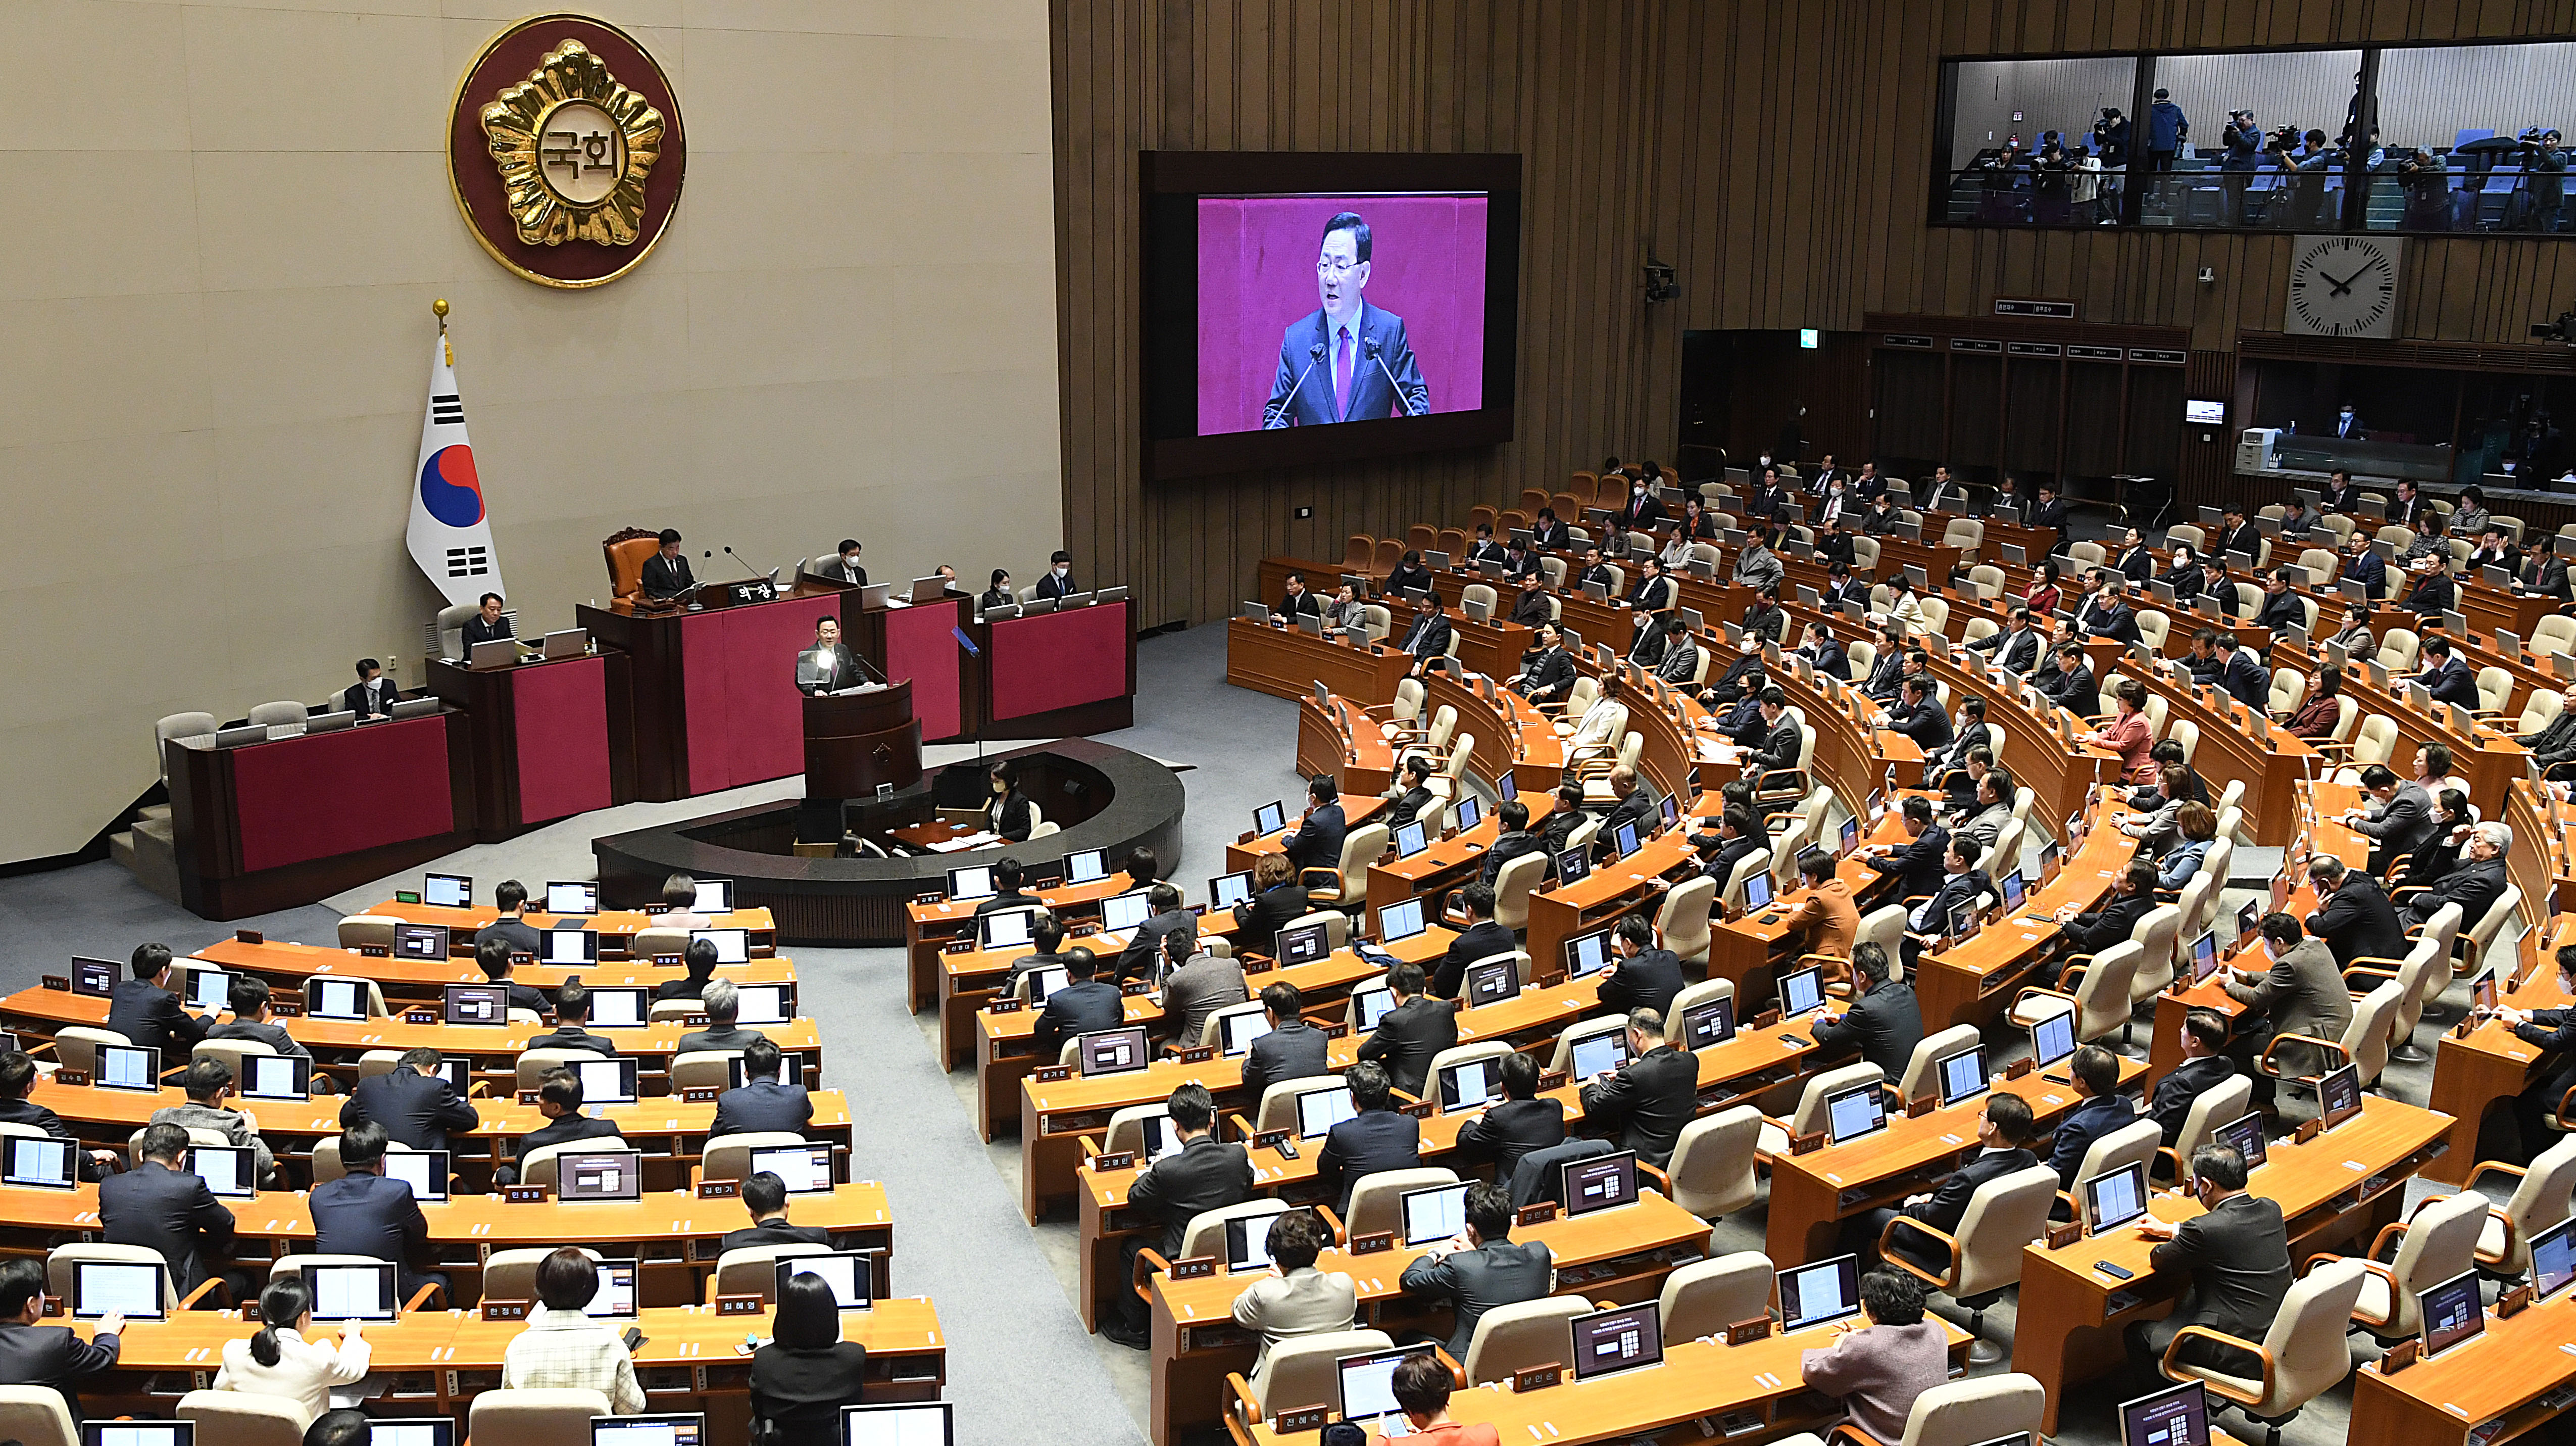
[1364,338,1420,417]
[1265,342,1328,426]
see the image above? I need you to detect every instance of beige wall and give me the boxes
[1,0,1062,862]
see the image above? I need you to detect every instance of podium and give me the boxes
[800,682,922,841]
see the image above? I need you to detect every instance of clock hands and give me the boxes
[2319,266,2368,297]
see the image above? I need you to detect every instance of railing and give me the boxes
[1938,152,2570,234]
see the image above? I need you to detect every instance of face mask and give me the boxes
[843,555,860,569]
[1054,565,1069,578]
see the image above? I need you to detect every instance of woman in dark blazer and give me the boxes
[979,568,1014,612]
[987,758,1033,841]
[752,1274,868,1438]
[1230,853,1311,957]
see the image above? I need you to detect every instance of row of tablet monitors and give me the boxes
[81,1403,954,1446]
[412,875,733,915]
[78,961,797,1028]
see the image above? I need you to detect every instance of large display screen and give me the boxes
[1144,152,1520,478]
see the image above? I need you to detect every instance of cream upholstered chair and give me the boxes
[1490,850,1549,934]
[1757,1063,1884,1158]
[1278,909,1350,952]
[2152,1074,2252,1183]
[2063,1119,2162,1215]
[335,914,402,950]
[1173,1198,1291,1263]
[1655,875,1718,968]
[45,1244,202,1313]
[247,701,307,729]
[178,1393,306,1446]
[49,1025,131,1076]
[2464,1134,2576,1276]
[670,1049,741,1091]
[2155,1256,2366,1446]
[1546,1016,1628,1077]
[1251,1075,1349,1135]
[0,1386,76,1446]
[1720,848,1774,910]
[1234,1328,1395,1429]
[1833,1371,2047,1446]
[155,712,220,780]
[1422,1041,1513,1097]
[2135,609,2171,654]
[521,1139,628,1190]
[2125,903,2185,1009]
[1342,1167,1459,1240]
[1664,1106,1761,1219]
[1876,1165,2057,1365]
[703,1130,809,1181]
[1302,823,1389,909]
[1659,1249,1774,1343]
[2259,981,2402,1093]
[1667,978,1735,1028]
[709,1243,832,1303]
[2338,1187,2486,1342]
[481,1246,601,1303]
[2009,939,2143,1048]
[513,1047,598,1091]
[468,1389,612,1446]
[1461,1296,1591,1385]
[1895,1025,1981,1105]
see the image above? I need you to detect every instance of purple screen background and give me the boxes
[1197,194,1488,437]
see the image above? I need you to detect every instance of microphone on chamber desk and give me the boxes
[711,545,766,583]
[1365,338,1422,417]
[1266,343,1328,426]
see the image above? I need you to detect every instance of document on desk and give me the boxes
[928,832,1003,853]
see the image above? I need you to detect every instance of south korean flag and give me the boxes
[406,330,508,605]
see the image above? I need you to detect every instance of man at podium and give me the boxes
[796,616,870,696]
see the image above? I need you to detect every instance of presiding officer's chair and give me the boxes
[601,527,663,612]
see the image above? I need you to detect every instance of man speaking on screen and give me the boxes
[1263,210,1429,427]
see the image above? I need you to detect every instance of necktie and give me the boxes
[1333,327,1354,421]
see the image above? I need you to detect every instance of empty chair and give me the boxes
[2338,1188,2486,1342]
[178,1392,309,1446]
[1664,1106,1761,1219]
[1658,1248,1774,1343]
[466,1389,613,1446]
[1655,875,1718,968]
[1231,1328,1396,1429]
[702,1130,810,1182]
[1758,1063,1885,1157]
[1896,1025,1981,1105]
[2064,1119,2162,1212]
[2464,1134,2576,1276]
[1342,1167,1460,1240]
[334,915,402,951]
[1875,1165,2058,1365]
[2009,940,2143,1049]
[1459,1296,1591,1386]
[246,701,308,730]
[49,1025,131,1076]
[0,1386,76,1446]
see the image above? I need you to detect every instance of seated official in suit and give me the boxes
[972,855,1043,919]
[1316,1062,1422,1215]
[1276,570,1325,620]
[2222,914,2352,1110]
[1239,982,1331,1101]
[678,979,768,1055]
[501,1248,645,1414]
[752,1272,871,1434]
[0,1258,121,1420]
[652,937,722,1004]
[2499,947,2576,1162]
[812,540,866,586]
[1229,853,1311,958]
[2046,1046,2137,1192]
[1230,1209,1358,1372]
[2126,1144,2289,1392]
[1280,774,1348,875]
[1432,883,1516,1000]
[1393,591,1454,677]
[475,880,547,965]
[1108,1082,1255,1348]
[341,658,400,719]
[1800,1269,1949,1445]
[2339,765,2434,878]
[713,1039,814,1138]
[2149,1011,2237,1147]
[1030,948,1124,1059]
[522,979,623,1058]
[339,1047,478,1153]
[469,939,557,1023]
[1399,1181,1555,1359]
[1783,850,1861,988]
[2301,855,2407,969]
[1480,799,1551,888]
[151,1058,277,1188]
[1594,767,1658,842]
[101,1123,235,1297]
[984,757,1035,842]
[1454,1050,1565,1181]
[1358,962,1456,1099]
[1898,836,1989,972]
[211,1275,371,1429]
[1862,798,1950,900]
[2039,859,2159,987]
[462,592,514,650]
[494,1068,625,1187]
[1114,885,1198,982]
[1035,550,1077,601]
[310,1123,441,1302]
[2396,821,2512,932]
[1597,915,1687,1023]
[1159,939,1249,1055]
[1811,943,1924,1084]
[639,528,693,600]
[109,941,212,1058]
[978,568,1014,613]
[1382,756,1438,829]
[1576,1009,1697,1167]
[0,1052,115,1181]
[204,976,310,1063]
[1864,1092,2038,1272]
[720,1171,835,1255]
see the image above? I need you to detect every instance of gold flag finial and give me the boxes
[434,298,452,363]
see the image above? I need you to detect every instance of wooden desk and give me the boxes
[425,650,633,840]
[1764,1062,2147,1268]
[2011,1095,2455,1434]
[188,936,795,1000]
[1900,788,2135,1035]
[902,871,1152,1015]
[933,904,1261,1073]
[2428,913,2575,1184]
[1226,616,1410,706]
[1360,796,1557,938]
[2347,1284,2576,1446]
[1148,1193,1710,1445]
[350,901,780,955]
[1300,691,1396,799]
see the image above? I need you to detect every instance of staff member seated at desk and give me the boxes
[1383,755,1437,827]
[462,592,513,649]
[2046,1046,2136,1191]
[639,529,693,601]
[1231,854,1310,957]
[102,1122,236,1298]
[1316,1063,1420,1216]
[151,1058,277,1188]
[973,856,1042,919]
[111,942,212,1058]
[678,980,767,1054]
[823,540,868,586]
[522,978,623,1057]
[311,1123,441,1301]
[1229,1210,1358,1374]
[1455,1051,1565,1181]
[1110,1082,1255,1349]
[1800,1269,1948,1445]
[1035,551,1078,601]
[475,941,551,1021]
[1031,948,1123,1059]
[714,1039,814,1137]
[652,938,721,1004]
[721,1170,833,1254]
[476,880,546,960]
[752,1273,871,1434]
[2224,913,2352,1113]
[205,976,311,1062]
[1811,943,1923,1081]
[342,659,400,719]
[1116,886,1197,983]
[1359,963,1455,1099]
[1577,1008,1697,1168]
[985,758,1036,844]
[494,1068,625,1187]
[339,1046,479,1153]
[211,1275,371,1429]
[2149,1010,2236,1148]
[1432,883,1515,1000]
[978,568,1015,613]
[0,1257,122,1420]
[2127,1143,2289,1392]
[1399,1181,1554,1359]
[2495,945,2576,1162]
[1861,1091,2038,1272]
[502,1248,645,1414]
[0,1053,116,1180]
[1482,800,1552,886]
[1240,982,1330,1100]
[1281,775,1348,874]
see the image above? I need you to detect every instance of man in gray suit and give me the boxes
[1158,939,1249,1056]
[1239,982,1329,1101]
[2340,763,2433,878]
[1397,1182,1554,1359]
[2127,1144,2289,1391]
[2223,913,2353,1109]
[1227,1208,1357,1371]
[1115,885,1198,982]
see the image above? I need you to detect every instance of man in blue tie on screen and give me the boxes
[1264,211,1428,427]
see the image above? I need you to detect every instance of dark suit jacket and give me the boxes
[1513,647,1577,702]
[1454,1098,1567,1181]
[1910,871,1988,938]
[677,1025,768,1054]
[205,1019,309,1059]
[1598,949,1688,1023]
[2347,549,2387,594]
[712,1078,815,1137]
[0,1320,120,1419]
[1903,1147,2040,1237]
[1627,574,1673,612]
[1031,979,1126,1057]
[1126,1134,1258,1258]
[341,677,400,718]
[1396,611,1454,663]
[1812,980,1925,1083]
[339,1069,479,1152]
[1116,910,1198,981]
[2046,1093,2138,1189]
[1231,884,1313,957]
[1264,302,1426,426]
[1974,628,2043,673]
[2079,600,2141,644]
[2254,590,2306,632]
[100,1160,234,1293]
[1579,1045,1699,1166]
[2150,1192,2291,1344]
[2062,890,2156,954]
[2305,875,2407,969]
[971,888,1043,919]
[524,1026,622,1057]
[1240,1020,1331,1101]
[108,978,209,1058]
[1889,697,1953,750]
[2404,570,2457,618]
[2041,662,2097,712]
[477,918,546,959]
[1387,786,1435,827]
[1316,1110,1422,1214]
[1601,790,1658,840]
[310,1171,427,1266]
[1752,715,1804,772]
[1360,997,1459,1098]
[720,1219,834,1255]
[989,790,1035,841]
[1035,570,1077,602]
[1434,921,1519,1000]
[2148,1057,2236,1143]
[1282,804,1348,875]
[2026,498,2071,532]
[2401,857,2507,931]
[1400,1238,1557,1359]
[516,1113,625,1160]
[2213,523,2262,563]
[640,551,694,599]
[752,1341,871,1435]
[652,976,712,1003]
[1868,825,1952,899]
[2418,656,2479,707]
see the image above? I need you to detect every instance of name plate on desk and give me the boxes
[1179,1046,1216,1065]
[1726,1316,1772,1344]
[270,1000,302,1017]
[1121,981,1154,996]
[1033,1067,1072,1083]
[1511,1363,1564,1393]
[2006,1058,2034,1080]
[1349,1231,1396,1256]
[1904,1095,1937,1119]
[1167,1257,1217,1281]
[914,892,944,906]
[1069,922,1100,938]
[726,581,776,605]
[517,1089,543,1105]
[1237,830,1259,845]
[1273,1407,1330,1434]
[2046,1221,2084,1250]
[2294,1118,2323,1145]
[1242,957,1274,975]
[2499,1284,2535,1317]
[714,1294,766,1317]
[1399,1100,1435,1119]
[403,1010,438,1025]
[695,1179,740,1199]
[357,945,390,957]
[1538,1071,1568,1093]
[681,1086,723,1103]
[987,997,1025,1015]
[1089,1151,1136,1173]
[235,930,264,945]
[651,954,682,968]
[1322,1024,1350,1040]
[1753,1009,1782,1029]
[480,1299,530,1322]
[942,940,974,954]
[502,1185,547,1204]
[1516,1202,1559,1228]
[40,976,67,992]
[1790,1130,1826,1156]
[55,1070,88,1087]
[2379,1338,2417,1373]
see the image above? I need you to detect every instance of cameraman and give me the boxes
[2220,109,2261,225]
[2398,147,2451,230]
[2092,107,2131,218]
[2283,129,2337,229]
[2529,129,2566,233]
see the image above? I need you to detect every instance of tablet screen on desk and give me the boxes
[728,1053,804,1090]
[2029,1013,2075,1073]
[1563,1151,1640,1217]
[1569,1030,1630,1080]
[1611,820,1641,857]
[2317,1064,2363,1131]
[72,957,118,998]
[2187,930,2220,984]
[585,987,649,1029]
[1554,848,1592,885]
[2116,1382,2207,1446]
[1277,923,1332,966]
[690,928,749,965]
[2084,1161,2149,1236]
[1296,1084,1357,1140]
[74,1260,164,1320]
[840,1405,951,1446]
[1840,817,1862,854]
[1134,1111,1188,1165]
[692,879,734,913]
[82,1424,191,1446]
[383,1149,450,1202]
[749,1143,835,1194]
[1391,820,1428,858]
[97,1045,159,1092]
[367,1420,456,1446]
[544,929,598,964]
[592,1416,705,1446]
[1252,800,1287,836]
[1334,1346,1415,1424]
[1823,1081,1886,1144]
[186,968,236,1012]
[1224,1213,1279,1272]
[237,1053,311,1101]
[2000,871,2025,910]
[1778,1254,1862,1331]
[1454,796,1482,832]
[1776,965,1824,1019]
[1464,960,1517,1007]
[1350,986,1397,1032]
[1099,890,1154,934]
[1568,1302,1662,1381]
[2531,1216,2574,1300]
[1936,1046,1989,1107]
[1435,1055,1503,1111]
[1208,871,1253,910]
[1219,1010,1272,1059]
[308,978,368,1021]
[1565,930,1614,980]
[1377,897,1427,944]
[1400,1181,1471,1246]
[780,1252,876,1311]
[443,984,509,1025]
[945,865,996,902]
[980,908,1038,951]
[2213,1113,2266,1170]
[560,1150,643,1202]
[734,982,794,1025]
[423,872,473,909]
[575,1058,639,1105]
[2,1136,76,1190]
[2419,1269,2484,1357]
[546,881,598,915]
[1681,996,1735,1050]
[583,1260,640,1320]
[1077,1026,1149,1078]
[1064,849,1109,886]
[188,1144,254,1199]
